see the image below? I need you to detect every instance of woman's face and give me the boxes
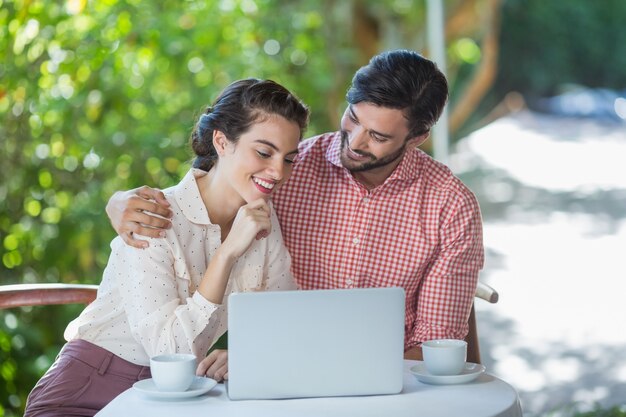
[218,113,300,205]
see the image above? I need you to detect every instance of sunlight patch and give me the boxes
[458,111,626,191]
[494,355,546,391]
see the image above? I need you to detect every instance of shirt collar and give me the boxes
[174,168,214,225]
[325,132,422,185]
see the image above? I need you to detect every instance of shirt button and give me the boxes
[346,279,353,285]
[352,237,360,245]
[362,196,370,203]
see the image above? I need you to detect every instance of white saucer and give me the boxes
[410,361,486,385]
[133,376,217,399]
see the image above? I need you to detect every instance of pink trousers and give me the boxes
[24,339,151,417]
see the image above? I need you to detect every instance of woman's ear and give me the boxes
[212,130,228,156]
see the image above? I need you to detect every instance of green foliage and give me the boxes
[1,0,337,284]
[1,304,84,416]
[553,404,626,417]
[497,0,626,96]
[3,0,624,415]
[574,406,626,417]
[0,1,343,414]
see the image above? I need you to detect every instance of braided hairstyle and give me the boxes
[190,78,309,171]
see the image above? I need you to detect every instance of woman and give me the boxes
[25,78,309,417]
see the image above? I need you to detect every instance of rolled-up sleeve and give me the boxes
[409,190,484,347]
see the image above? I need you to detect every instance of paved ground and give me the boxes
[451,110,626,416]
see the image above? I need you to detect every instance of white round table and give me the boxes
[96,360,522,417]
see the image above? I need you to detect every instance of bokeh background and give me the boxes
[2,0,626,416]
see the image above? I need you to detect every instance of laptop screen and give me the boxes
[227,287,405,400]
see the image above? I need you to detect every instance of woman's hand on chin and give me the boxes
[222,199,271,258]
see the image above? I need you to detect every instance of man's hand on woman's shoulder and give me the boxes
[105,185,173,248]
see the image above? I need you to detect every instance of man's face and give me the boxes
[339,102,414,175]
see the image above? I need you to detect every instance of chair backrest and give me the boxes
[0,281,498,364]
[0,283,98,309]
[466,281,498,364]
[465,305,482,363]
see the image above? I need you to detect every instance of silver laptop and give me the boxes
[227,287,405,400]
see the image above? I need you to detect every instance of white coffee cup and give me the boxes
[150,353,197,392]
[422,339,467,376]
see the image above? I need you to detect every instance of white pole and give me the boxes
[426,0,449,165]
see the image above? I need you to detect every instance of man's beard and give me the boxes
[339,130,406,173]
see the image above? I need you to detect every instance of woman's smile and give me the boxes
[252,177,276,194]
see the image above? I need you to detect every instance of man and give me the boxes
[106,49,484,362]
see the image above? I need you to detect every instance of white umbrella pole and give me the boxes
[426,0,449,165]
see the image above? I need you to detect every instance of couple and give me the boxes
[25,49,484,417]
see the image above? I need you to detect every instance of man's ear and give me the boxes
[406,132,430,148]
[212,130,229,156]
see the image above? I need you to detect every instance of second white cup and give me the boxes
[422,339,467,376]
[150,353,197,392]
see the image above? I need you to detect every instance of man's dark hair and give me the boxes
[346,49,448,139]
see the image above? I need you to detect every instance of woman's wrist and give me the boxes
[197,247,236,303]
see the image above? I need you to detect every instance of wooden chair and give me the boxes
[467,281,499,364]
[0,281,498,364]
[0,283,98,308]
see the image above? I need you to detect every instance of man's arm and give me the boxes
[105,186,173,248]
[409,191,484,347]
[404,346,423,361]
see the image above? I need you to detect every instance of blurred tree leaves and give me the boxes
[1,1,342,414]
[497,0,626,96]
[1,0,338,284]
[4,0,625,415]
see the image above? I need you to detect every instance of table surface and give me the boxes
[96,360,523,417]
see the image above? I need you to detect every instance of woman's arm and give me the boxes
[117,198,272,358]
[197,199,273,304]
[197,203,294,381]
[116,236,222,359]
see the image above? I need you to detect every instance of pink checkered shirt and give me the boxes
[273,132,484,349]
